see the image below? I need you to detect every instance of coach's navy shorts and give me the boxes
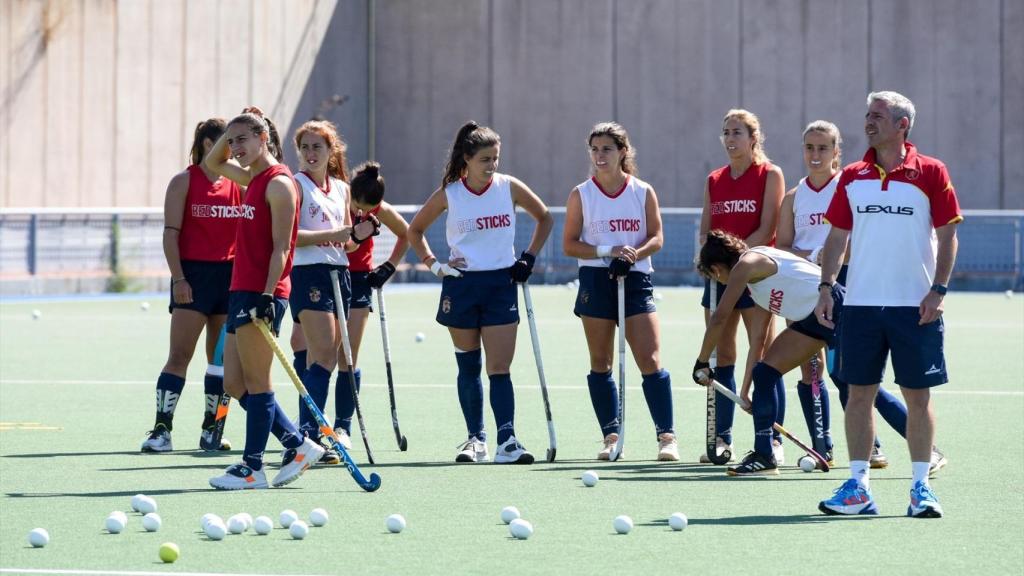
[838,306,948,389]
[289,263,350,322]
[789,283,845,348]
[226,291,288,335]
[836,264,848,287]
[168,260,232,316]
[436,269,518,328]
[349,271,374,311]
[574,266,656,321]
[701,277,755,310]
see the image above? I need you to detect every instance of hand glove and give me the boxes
[430,261,463,278]
[692,360,715,386]
[352,213,381,244]
[608,257,632,278]
[509,251,536,283]
[252,293,276,325]
[367,261,397,288]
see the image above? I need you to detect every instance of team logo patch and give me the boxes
[906,168,920,180]
[580,291,590,305]
[309,286,321,303]
[441,296,452,314]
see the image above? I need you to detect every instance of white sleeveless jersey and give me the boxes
[293,172,350,267]
[576,175,653,274]
[745,246,822,321]
[792,175,838,251]
[444,173,516,271]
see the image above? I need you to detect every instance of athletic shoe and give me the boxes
[699,438,734,463]
[597,433,619,460]
[907,481,943,518]
[141,426,172,453]
[869,445,889,469]
[271,437,325,487]
[657,433,680,461]
[318,445,341,465]
[825,449,836,468]
[818,479,879,515]
[209,463,268,490]
[494,436,535,464]
[929,447,948,476]
[199,428,231,452]
[455,437,489,463]
[332,427,353,450]
[727,451,778,476]
[772,440,785,466]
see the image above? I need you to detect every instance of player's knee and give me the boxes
[751,362,781,389]
[163,349,194,374]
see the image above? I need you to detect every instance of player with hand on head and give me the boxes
[203,107,325,490]
[142,118,241,453]
[563,122,676,461]
[699,109,786,464]
[816,91,961,518]
[408,121,553,464]
[693,230,843,475]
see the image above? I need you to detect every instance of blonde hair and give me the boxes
[802,120,843,170]
[722,109,769,165]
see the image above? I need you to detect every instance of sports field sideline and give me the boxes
[1,286,1022,575]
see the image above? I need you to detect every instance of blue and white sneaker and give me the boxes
[271,437,325,487]
[494,436,534,464]
[907,481,943,518]
[209,463,268,490]
[818,479,879,515]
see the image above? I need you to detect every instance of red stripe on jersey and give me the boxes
[461,177,493,196]
[590,175,630,199]
[230,164,299,297]
[179,165,242,261]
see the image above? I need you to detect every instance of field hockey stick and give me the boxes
[707,379,830,472]
[207,324,231,449]
[808,353,828,459]
[331,269,375,464]
[609,277,627,462]
[249,314,381,492]
[705,282,731,465]
[375,287,408,451]
[521,283,556,463]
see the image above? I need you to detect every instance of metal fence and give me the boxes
[1,208,1021,292]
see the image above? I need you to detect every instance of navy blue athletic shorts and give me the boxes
[573,266,656,321]
[789,283,845,348]
[436,269,519,329]
[226,291,288,335]
[168,260,232,316]
[838,305,948,389]
[701,277,756,310]
[289,263,350,322]
[349,271,374,311]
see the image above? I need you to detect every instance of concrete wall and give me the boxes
[2,0,1020,208]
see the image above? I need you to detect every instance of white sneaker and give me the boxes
[597,433,619,460]
[455,437,489,463]
[699,438,734,463]
[209,463,268,490]
[657,433,680,461]
[141,427,172,453]
[772,440,785,466]
[929,447,948,476]
[271,437,325,487]
[494,436,534,464]
[332,427,353,450]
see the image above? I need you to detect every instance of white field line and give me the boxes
[0,569,327,576]
[0,379,1020,396]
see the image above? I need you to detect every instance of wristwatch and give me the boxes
[930,284,948,296]
[817,281,834,291]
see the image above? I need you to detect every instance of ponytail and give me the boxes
[442,121,500,187]
[189,117,227,165]
[351,161,385,206]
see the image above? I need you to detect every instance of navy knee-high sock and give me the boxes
[456,350,485,441]
[237,393,302,449]
[797,381,833,452]
[297,363,331,439]
[202,366,225,422]
[587,371,619,437]
[292,350,308,382]
[153,372,186,430]
[333,368,361,433]
[874,386,908,437]
[641,369,674,436]
[489,373,515,444]
[243,391,276,470]
[773,376,786,443]
[751,363,781,458]
[714,365,737,445]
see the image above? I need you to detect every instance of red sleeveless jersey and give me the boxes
[229,164,299,297]
[347,205,382,272]
[179,165,242,261]
[707,162,773,242]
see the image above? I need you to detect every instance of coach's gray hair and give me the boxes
[867,91,916,139]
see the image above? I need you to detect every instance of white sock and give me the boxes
[911,461,930,485]
[850,460,870,489]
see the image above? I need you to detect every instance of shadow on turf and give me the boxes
[2,450,241,459]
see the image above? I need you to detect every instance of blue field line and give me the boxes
[0,284,440,305]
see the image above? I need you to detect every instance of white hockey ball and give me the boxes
[142,513,162,532]
[668,512,688,531]
[613,515,633,535]
[581,470,599,487]
[253,516,273,535]
[279,509,298,528]
[289,520,309,540]
[508,518,533,540]
[385,514,406,533]
[309,508,329,527]
[28,528,49,547]
[500,506,520,524]
[798,456,817,473]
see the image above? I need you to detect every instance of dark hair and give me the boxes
[351,161,385,206]
[696,230,748,278]
[293,120,349,182]
[190,118,227,165]
[228,110,284,162]
[588,122,638,175]
[442,121,500,187]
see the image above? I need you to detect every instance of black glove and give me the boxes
[692,360,715,386]
[367,261,397,289]
[509,251,536,283]
[252,293,276,325]
[352,213,381,244]
[608,257,632,278]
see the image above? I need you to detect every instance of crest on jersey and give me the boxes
[905,169,919,181]
[309,206,320,218]
[441,296,452,314]
[309,287,321,303]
